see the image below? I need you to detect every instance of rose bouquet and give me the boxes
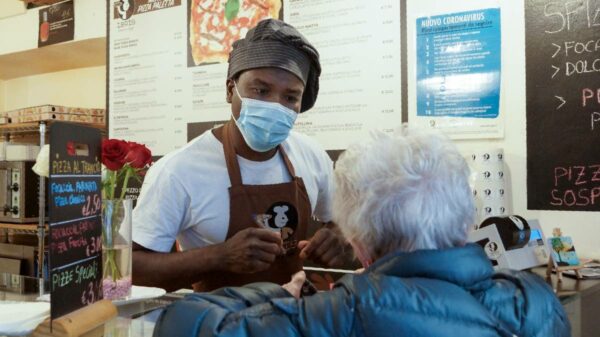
[102,139,152,201]
[101,139,151,299]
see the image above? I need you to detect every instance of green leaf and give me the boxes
[224,0,239,22]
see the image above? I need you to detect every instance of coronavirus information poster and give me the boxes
[414,8,502,139]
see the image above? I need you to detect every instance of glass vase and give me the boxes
[102,199,133,300]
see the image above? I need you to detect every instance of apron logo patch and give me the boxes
[273,205,289,228]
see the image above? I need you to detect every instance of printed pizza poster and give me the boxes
[187,0,284,67]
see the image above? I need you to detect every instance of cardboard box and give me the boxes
[5,144,40,161]
[19,0,64,5]
[0,142,5,160]
[0,243,35,276]
[0,256,22,275]
[12,112,105,124]
[2,105,105,125]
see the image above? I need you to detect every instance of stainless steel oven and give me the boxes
[0,161,41,223]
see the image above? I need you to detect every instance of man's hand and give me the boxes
[282,271,306,299]
[298,226,348,267]
[218,228,283,273]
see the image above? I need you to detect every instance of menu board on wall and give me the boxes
[49,122,102,319]
[109,0,185,156]
[526,0,600,211]
[108,0,402,155]
[412,8,503,139]
[283,1,402,149]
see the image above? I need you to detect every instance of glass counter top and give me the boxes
[0,273,184,337]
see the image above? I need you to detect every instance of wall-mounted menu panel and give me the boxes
[526,0,600,211]
[108,0,402,155]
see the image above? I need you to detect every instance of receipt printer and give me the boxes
[468,216,550,270]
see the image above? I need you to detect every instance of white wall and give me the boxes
[408,0,600,258]
[0,0,106,111]
[0,79,4,111]
[1,66,106,111]
[0,0,105,55]
[0,0,26,20]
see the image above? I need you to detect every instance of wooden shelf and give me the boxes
[0,37,106,80]
[0,222,47,234]
[0,121,106,135]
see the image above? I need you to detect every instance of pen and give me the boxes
[252,214,287,255]
[251,213,268,230]
[130,307,163,319]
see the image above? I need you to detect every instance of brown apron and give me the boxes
[194,123,311,291]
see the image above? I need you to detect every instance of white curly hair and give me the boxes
[333,125,475,257]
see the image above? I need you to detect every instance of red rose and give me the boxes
[102,139,129,171]
[124,142,152,169]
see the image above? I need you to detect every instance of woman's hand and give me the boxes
[282,271,306,299]
[297,226,349,267]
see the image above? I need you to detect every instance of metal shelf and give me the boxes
[0,121,104,291]
[0,121,106,291]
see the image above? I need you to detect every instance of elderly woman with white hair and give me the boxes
[153,127,570,337]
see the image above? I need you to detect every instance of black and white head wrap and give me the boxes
[227,19,321,112]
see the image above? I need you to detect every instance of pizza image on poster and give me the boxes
[187,0,283,67]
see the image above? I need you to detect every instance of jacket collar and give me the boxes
[367,243,495,291]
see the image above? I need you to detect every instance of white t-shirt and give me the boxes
[132,130,334,253]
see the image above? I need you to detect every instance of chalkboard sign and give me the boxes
[526,0,600,211]
[49,122,103,319]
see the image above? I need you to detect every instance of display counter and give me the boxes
[532,267,600,337]
[0,272,180,337]
[1,270,599,337]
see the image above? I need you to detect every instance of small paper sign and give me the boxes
[38,0,75,48]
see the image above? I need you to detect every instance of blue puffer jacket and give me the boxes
[153,244,571,337]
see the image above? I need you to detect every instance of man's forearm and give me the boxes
[132,243,223,292]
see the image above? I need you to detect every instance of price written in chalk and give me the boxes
[49,234,101,258]
[81,194,101,217]
[86,236,102,257]
[81,279,102,305]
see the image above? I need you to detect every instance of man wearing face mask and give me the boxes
[131,19,348,292]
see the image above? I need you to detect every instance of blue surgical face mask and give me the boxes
[232,83,298,152]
